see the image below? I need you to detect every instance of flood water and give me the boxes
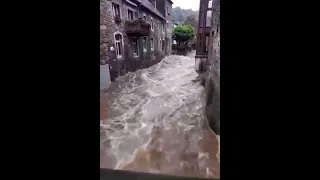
[100,51,220,178]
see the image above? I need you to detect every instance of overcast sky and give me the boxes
[172,0,200,11]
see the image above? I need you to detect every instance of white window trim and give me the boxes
[114,31,124,59]
[150,18,154,31]
[208,0,213,8]
[112,3,121,18]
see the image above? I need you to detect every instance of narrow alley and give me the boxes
[100,51,220,178]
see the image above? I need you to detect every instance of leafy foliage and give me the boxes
[172,7,198,24]
[172,24,195,43]
[184,15,198,33]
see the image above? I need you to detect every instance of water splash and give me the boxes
[100,51,220,178]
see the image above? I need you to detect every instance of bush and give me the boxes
[172,24,195,43]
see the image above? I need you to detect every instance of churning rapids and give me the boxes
[100,51,220,178]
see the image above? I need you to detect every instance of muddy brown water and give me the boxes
[100,51,220,178]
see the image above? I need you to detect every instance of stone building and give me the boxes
[151,0,174,55]
[100,0,173,83]
[195,0,220,78]
[207,0,220,78]
[194,0,220,135]
[205,0,220,135]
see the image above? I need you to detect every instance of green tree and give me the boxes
[172,24,195,44]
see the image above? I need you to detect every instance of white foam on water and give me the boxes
[101,52,211,170]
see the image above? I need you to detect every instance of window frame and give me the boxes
[142,36,147,52]
[132,37,139,57]
[150,37,154,51]
[150,18,154,31]
[161,39,165,51]
[143,13,147,21]
[208,0,213,8]
[114,33,123,59]
[112,3,121,18]
[162,23,165,34]
[128,9,134,21]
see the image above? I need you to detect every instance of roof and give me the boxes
[140,0,166,20]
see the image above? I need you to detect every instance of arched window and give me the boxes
[114,33,123,58]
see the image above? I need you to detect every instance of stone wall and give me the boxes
[100,0,172,81]
[204,0,220,135]
[100,64,111,90]
[207,0,220,78]
[165,0,173,55]
[100,0,116,65]
[151,0,173,55]
[123,3,167,73]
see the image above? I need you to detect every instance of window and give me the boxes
[112,3,120,18]
[142,36,147,52]
[151,18,154,30]
[128,10,133,20]
[208,0,213,8]
[132,37,138,56]
[206,10,212,27]
[143,13,146,21]
[159,39,162,50]
[115,33,123,58]
[150,37,154,51]
[205,35,209,53]
[161,39,165,51]
[166,7,169,15]
[162,23,165,33]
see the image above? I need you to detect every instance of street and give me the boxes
[100,51,220,178]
